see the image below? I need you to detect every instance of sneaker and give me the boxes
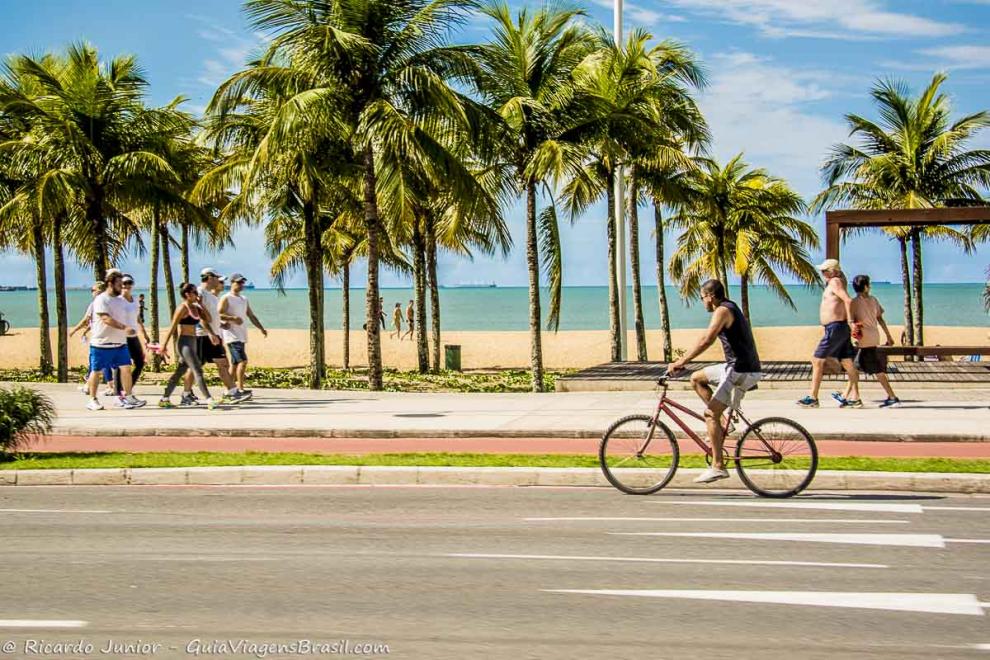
[206,398,217,411]
[693,467,730,484]
[236,389,253,402]
[86,398,104,411]
[102,387,115,397]
[796,396,819,408]
[840,399,863,409]
[222,390,249,405]
[831,391,847,405]
[157,398,175,409]
[114,396,129,408]
[179,393,198,407]
[879,397,901,408]
[125,395,147,409]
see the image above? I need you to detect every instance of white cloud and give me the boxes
[662,0,964,38]
[917,45,990,70]
[186,15,262,88]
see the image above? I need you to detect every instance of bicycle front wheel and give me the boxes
[599,415,679,495]
[734,417,817,498]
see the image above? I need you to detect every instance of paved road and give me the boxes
[18,382,990,441]
[0,486,988,658]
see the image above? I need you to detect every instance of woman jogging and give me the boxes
[157,283,220,410]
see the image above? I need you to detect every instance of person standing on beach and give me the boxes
[219,273,267,397]
[390,302,403,339]
[379,296,387,330]
[798,259,860,408]
[846,274,900,408]
[158,283,219,410]
[402,300,415,340]
[186,268,243,405]
[85,271,144,410]
[110,274,150,401]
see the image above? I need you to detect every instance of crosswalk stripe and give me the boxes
[0,620,88,628]
[609,532,945,547]
[445,553,886,569]
[657,501,924,513]
[543,590,985,616]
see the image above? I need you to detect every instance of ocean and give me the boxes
[0,284,986,331]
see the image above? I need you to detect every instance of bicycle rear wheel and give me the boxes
[734,417,817,498]
[599,415,679,495]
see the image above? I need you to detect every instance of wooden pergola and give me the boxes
[824,207,990,359]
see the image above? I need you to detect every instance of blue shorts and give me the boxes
[90,345,132,374]
[227,341,248,365]
[814,322,856,360]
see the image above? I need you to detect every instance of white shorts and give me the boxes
[703,363,762,409]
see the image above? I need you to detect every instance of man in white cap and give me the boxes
[219,273,267,398]
[798,258,860,408]
[183,268,246,405]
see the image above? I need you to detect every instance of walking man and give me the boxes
[847,274,900,407]
[798,259,860,408]
[111,274,150,403]
[402,299,415,340]
[85,271,145,410]
[185,268,244,405]
[219,273,267,397]
[669,279,762,484]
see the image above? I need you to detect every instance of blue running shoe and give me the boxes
[831,391,847,405]
[878,397,900,408]
[797,396,819,408]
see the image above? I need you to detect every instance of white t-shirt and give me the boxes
[220,293,249,344]
[120,295,140,332]
[90,292,129,347]
[196,286,222,336]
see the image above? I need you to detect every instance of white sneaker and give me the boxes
[86,398,104,411]
[125,395,147,409]
[693,467,730,484]
[102,387,116,397]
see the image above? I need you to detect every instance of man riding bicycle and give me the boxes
[669,279,763,484]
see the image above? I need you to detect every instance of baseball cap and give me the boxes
[200,267,224,281]
[816,258,841,272]
[121,273,135,285]
[228,272,248,283]
[104,268,123,282]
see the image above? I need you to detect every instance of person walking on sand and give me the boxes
[110,274,150,401]
[84,271,145,410]
[219,273,267,397]
[846,274,900,408]
[184,268,245,405]
[402,299,415,340]
[158,283,220,410]
[798,259,860,408]
[390,302,403,339]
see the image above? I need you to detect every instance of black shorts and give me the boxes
[855,347,887,375]
[228,341,247,365]
[814,321,856,360]
[197,335,227,363]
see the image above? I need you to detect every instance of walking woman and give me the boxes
[158,283,220,410]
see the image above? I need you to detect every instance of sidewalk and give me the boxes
[14,382,989,444]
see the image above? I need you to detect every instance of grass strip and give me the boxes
[1,452,987,473]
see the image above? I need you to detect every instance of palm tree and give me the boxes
[813,73,987,345]
[669,155,819,318]
[467,2,595,389]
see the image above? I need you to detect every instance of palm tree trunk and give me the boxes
[32,222,53,376]
[362,148,384,391]
[716,225,729,295]
[653,202,672,363]
[87,191,108,281]
[910,229,924,347]
[740,271,751,320]
[525,179,545,391]
[150,212,161,371]
[180,221,190,285]
[53,214,69,383]
[426,217,441,373]
[628,169,647,361]
[342,260,350,371]
[898,235,914,349]
[412,215,430,374]
[303,201,325,388]
[605,168,621,363]
[161,224,176,318]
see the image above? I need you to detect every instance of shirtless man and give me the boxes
[402,300,415,340]
[798,259,860,408]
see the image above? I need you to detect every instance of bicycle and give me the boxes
[599,372,818,498]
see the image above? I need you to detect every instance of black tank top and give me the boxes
[718,300,761,373]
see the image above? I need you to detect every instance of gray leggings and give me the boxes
[164,335,210,399]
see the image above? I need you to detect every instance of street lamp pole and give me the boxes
[613,0,628,361]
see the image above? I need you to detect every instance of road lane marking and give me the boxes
[0,620,88,628]
[524,517,908,524]
[610,532,946,547]
[657,501,924,513]
[924,507,990,512]
[544,590,985,616]
[0,509,111,514]
[945,539,990,544]
[445,553,887,568]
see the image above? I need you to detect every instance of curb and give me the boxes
[0,466,988,493]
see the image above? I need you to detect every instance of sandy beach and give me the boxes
[1,325,986,370]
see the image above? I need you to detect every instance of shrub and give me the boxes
[0,386,56,454]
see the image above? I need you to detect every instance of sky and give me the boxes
[1,0,989,290]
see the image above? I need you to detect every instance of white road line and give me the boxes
[924,507,990,512]
[524,517,909,524]
[657,501,924,513]
[0,620,88,629]
[0,509,111,514]
[610,532,946,548]
[544,590,986,616]
[972,643,990,651]
[445,553,887,568]
[945,539,990,544]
